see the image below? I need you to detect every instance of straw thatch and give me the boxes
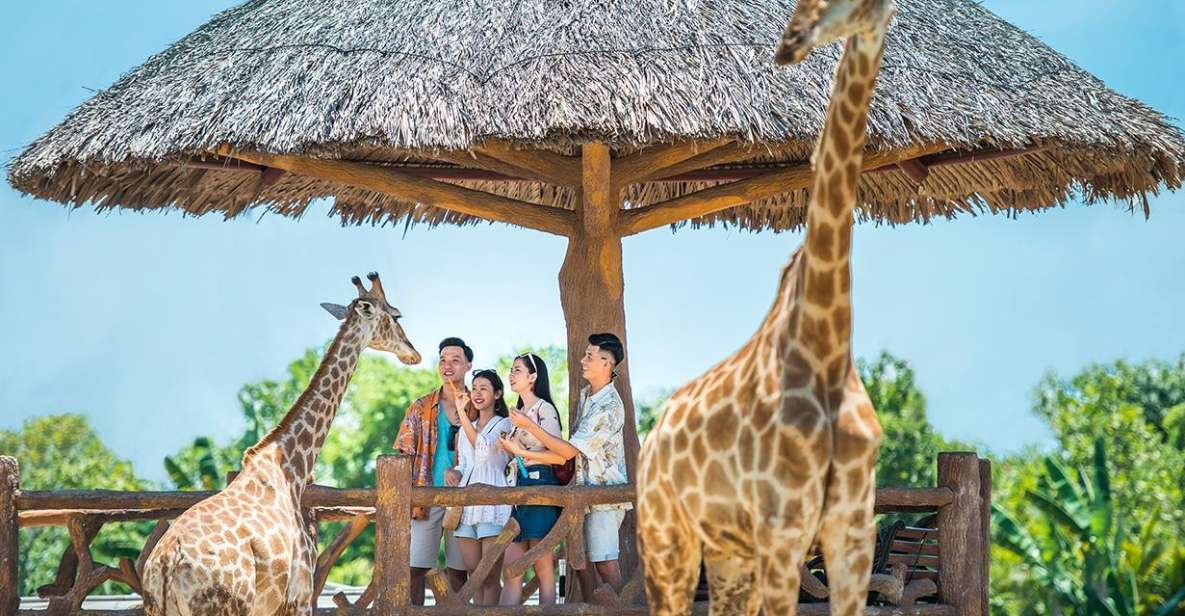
[7,0,1184,231]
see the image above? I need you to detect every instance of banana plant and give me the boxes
[993,437,1185,615]
[162,436,225,490]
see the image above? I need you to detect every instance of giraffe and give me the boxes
[139,273,421,616]
[637,1,895,614]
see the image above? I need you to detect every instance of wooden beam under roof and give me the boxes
[212,146,575,237]
[618,142,952,236]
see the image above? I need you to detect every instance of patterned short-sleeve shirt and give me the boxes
[567,383,632,513]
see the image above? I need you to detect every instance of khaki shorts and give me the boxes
[585,509,626,563]
[410,506,465,570]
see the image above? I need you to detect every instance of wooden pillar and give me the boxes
[560,143,640,473]
[374,455,412,613]
[558,142,641,590]
[936,452,985,616]
[1,456,19,615]
[978,458,992,616]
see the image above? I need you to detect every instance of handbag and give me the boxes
[553,456,576,486]
[548,405,576,485]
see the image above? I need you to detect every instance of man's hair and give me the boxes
[438,337,474,362]
[588,332,624,366]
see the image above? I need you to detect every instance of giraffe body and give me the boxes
[140,274,420,615]
[638,1,895,614]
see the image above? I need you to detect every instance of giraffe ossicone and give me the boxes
[140,272,420,616]
[637,1,894,614]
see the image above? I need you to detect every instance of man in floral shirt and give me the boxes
[507,332,630,593]
[393,337,473,604]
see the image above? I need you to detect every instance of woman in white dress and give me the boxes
[451,369,514,605]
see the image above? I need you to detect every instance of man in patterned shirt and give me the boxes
[508,332,631,593]
[393,337,473,604]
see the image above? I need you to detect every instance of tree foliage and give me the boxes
[993,355,1185,615]
[0,414,151,595]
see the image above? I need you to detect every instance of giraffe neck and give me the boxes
[790,29,887,368]
[242,306,372,491]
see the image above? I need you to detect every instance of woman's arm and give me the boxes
[498,435,566,466]
[519,449,568,466]
[508,410,580,460]
[454,392,478,446]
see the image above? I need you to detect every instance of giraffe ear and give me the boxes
[320,303,349,320]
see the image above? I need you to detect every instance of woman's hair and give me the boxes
[471,369,510,418]
[513,353,556,411]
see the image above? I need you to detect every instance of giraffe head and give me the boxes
[774,0,896,65]
[321,272,422,365]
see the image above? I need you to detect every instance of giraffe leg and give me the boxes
[753,528,814,616]
[816,463,878,615]
[817,384,882,616]
[703,548,759,616]
[637,487,701,616]
[816,498,876,616]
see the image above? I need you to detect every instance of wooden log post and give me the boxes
[978,458,992,616]
[374,455,413,613]
[558,142,641,591]
[936,452,985,616]
[1,456,18,616]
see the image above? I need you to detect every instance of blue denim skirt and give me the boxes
[512,464,562,541]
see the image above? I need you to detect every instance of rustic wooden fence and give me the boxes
[0,452,989,616]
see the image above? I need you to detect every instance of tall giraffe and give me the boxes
[637,1,895,614]
[140,273,421,616]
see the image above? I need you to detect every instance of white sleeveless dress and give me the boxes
[454,415,513,527]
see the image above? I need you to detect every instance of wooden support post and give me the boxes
[1,456,18,616]
[560,143,639,480]
[374,455,412,613]
[978,458,992,616]
[936,452,984,616]
[559,142,640,593]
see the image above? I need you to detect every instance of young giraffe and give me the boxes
[140,273,421,616]
[637,1,895,614]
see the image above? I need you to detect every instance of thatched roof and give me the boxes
[7,0,1184,232]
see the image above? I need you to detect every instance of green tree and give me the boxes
[636,389,673,441]
[0,414,151,595]
[993,355,1185,615]
[994,438,1185,615]
[1031,356,1185,530]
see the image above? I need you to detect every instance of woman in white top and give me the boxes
[496,353,565,606]
[452,369,514,605]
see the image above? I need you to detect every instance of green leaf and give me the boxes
[1085,584,1124,616]
[1151,585,1185,616]
[1090,437,1113,540]
[1026,488,1088,536]
[162,456,193,490]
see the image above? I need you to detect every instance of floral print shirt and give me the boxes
[393,387,448,520]
[568,383,632,513]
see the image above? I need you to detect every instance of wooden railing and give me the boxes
[0,452,990,615]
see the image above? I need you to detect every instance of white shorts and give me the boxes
[410,506,465,570]
[585,509,626,563]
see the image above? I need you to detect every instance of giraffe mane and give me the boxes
[241,298,363,462]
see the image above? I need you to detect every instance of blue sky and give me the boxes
[1,1,1182,482]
